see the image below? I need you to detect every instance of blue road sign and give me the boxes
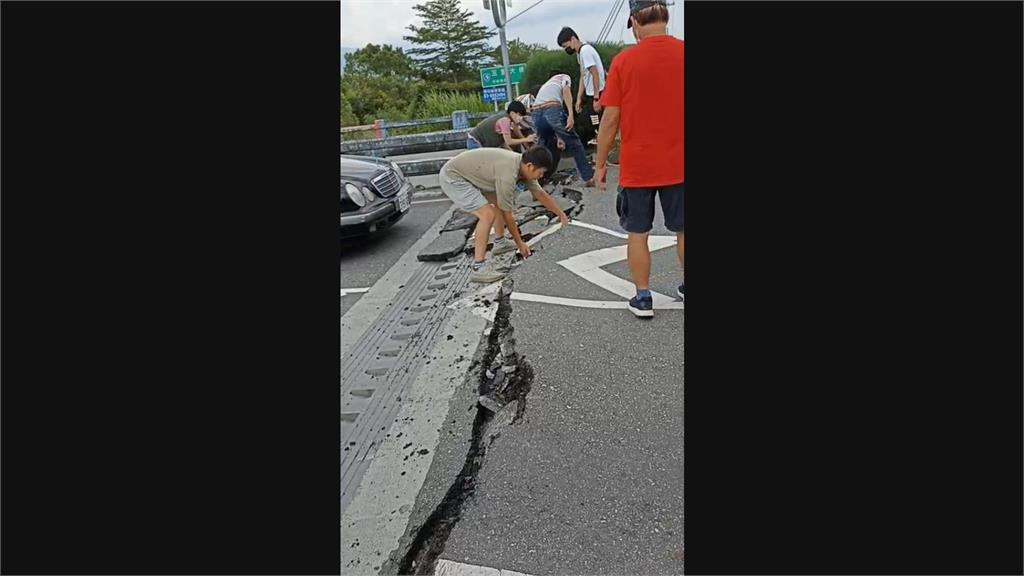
[482,86,508,103]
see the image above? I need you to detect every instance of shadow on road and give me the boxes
[340,229,394,260]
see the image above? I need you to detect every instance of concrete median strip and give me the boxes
[342,282,498,574]
[342,188,585,575]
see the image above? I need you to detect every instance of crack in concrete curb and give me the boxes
[379,188,587,576]
[386,279,535,576]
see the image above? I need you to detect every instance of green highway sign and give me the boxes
[479,64,526,88]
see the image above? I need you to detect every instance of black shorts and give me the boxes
[616,182,685,234]
[582,92,603,128]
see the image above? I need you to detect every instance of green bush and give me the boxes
[523,50,576,96]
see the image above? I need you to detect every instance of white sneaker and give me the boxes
[491,236,516,256]
[470,263,508,284]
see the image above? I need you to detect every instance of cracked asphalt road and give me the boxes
[435,166,685,575]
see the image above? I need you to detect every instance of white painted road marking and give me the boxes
[511,291,684,310]
[558,236,679,305]
[435,559,534,576]
[339,287,371,297]
[526,221,563,246]
[569,219,629,239]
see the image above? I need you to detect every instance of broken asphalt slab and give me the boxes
[418,229,471,262]
[420,187,583,263]
[442,210,479,233]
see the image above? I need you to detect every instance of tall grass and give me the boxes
[341,90,495,141]
[420,90,492,117]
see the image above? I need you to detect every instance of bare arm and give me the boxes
[589,66,602,109]
[501,209,528,255]
[502,132,535,148]
[561,84,575,129]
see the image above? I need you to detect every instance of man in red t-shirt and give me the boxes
[596,0,683,318]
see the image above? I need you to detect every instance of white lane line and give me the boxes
[557,236,678,305]
[435,559,534,576]
[569,219,629,239]
[526,222,563,246]
[512,291,684,310]
[339,287,371,297]
[411,197,452,205]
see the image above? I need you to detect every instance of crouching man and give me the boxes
[438,146,569,283]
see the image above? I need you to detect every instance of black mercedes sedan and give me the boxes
[340,154,413,238]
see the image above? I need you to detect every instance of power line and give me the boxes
[596,0,613,42]
[598,0,618,43]
[500,0,547,28]
[603,0,624,43]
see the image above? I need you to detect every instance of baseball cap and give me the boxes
[626,0,668,28]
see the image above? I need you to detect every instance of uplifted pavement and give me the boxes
[435,166,685,576]
[342,177,585,576]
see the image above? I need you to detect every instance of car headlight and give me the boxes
[390,161,405,179]
[361,186,376,202]
[344,182,366,207]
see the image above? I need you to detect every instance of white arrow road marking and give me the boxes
[557,235,678,304]
[340,287,371,297]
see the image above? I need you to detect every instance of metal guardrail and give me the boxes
[340,109,505,169]
[340,111,491,140]
[340,129,470,158]
[394,157,452,177]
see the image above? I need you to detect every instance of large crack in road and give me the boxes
[383,174,585,576]
[384,280,531,576]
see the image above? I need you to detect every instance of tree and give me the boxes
[403,0,494,83]
[491,38,547,67]
[342,74,423,124]
[340,80,361,126]
[341,44,424,126]
[343,44,416,80]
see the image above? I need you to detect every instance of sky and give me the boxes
[341,0,683,55]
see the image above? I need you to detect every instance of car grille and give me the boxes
[370,169,401,198]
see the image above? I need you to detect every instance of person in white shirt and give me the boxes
[557,27,607,135]
[531,70,595,186]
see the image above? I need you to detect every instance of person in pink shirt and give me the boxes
[467,101,536,152]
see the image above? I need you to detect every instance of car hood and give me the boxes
[341,154,390,183]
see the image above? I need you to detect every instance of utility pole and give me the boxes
[489,0,513,106]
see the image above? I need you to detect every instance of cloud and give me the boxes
[341,0,682,51]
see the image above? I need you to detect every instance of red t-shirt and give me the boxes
[601,36,684,187]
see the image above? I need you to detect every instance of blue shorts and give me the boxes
[616,182,684,234]
[466,137,482,149]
